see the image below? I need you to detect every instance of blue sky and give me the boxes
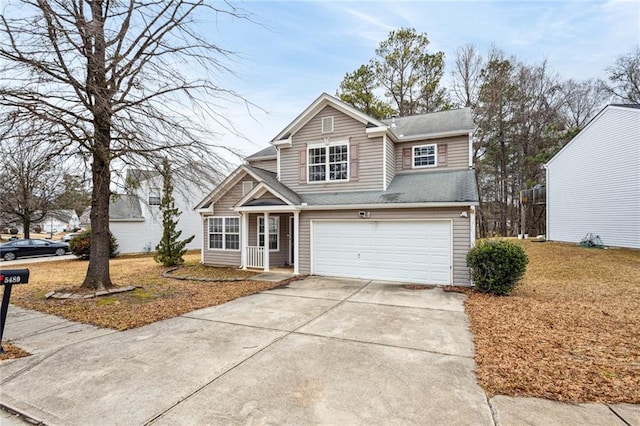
[206,0,638,158]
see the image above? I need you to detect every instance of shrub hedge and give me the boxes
[466,239,528,295]
[69,229,119,259]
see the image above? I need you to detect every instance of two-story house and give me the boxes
[196,93,478,285]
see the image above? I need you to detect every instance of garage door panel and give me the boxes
[313,221,451,285]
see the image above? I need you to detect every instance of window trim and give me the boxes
[207,216,240,251]
[307,141,350,184]
[412,143,438,169]
[257,216,279,252]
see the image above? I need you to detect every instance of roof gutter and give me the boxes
[393,129,475,142]
[299,201,479,210]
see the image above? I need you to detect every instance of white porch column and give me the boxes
[293,211,300,275]
[241,212,249,270]
[263,212,270,272]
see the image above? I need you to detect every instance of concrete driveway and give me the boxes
[5,276,633,425]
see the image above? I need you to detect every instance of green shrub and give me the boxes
[69,229,119,259]
[9,227,18,235]
[466,239,528,295]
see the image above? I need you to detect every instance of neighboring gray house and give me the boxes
[546,104,640,249]
[195,93,478,285]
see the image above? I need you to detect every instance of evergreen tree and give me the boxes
[154,159,194,267]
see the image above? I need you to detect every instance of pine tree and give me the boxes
[154,159,194,267]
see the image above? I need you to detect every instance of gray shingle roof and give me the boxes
[109,194,143,220]
[245,166,302,205]
[126,169,160,185]
[382,108,474,139]
[300,169,478,206]
[246,146,277,160]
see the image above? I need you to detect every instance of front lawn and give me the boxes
[4,252,290,331]
[465,240,639,403]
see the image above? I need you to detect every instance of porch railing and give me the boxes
[246,246,264,268]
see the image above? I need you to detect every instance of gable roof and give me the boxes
[300,169,478,206]
[271,92,387,143]
[246,146,277,161]
[44,209,78,222]
[126,169,160,186]
[382,108,474,141]
[109,194,143,221]
[195,164,302,210]
[546,103,640,167]
[244,166,302,205]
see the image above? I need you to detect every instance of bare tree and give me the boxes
[606,47,640,103]
[1,1,250,289]
[560,79,611,129]
[451,44,483,108]
[0,121,64,239]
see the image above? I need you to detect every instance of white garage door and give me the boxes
[312,220,451,285]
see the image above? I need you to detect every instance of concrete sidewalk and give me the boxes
[1,277,638,425]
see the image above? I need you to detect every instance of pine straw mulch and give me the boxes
[3,253,294,335]
[0,343,30,360]
[455,240,640,404]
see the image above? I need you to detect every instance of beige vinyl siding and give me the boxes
[395,135,469,172]
[279,105,383,193]
[214,175,258,213]
[248,213,290,267]
[202,175,257,266]
[298,208,472,285]
[385,136,396,188]
[248,159,277,173]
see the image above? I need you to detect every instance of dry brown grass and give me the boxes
[465,240,640,403]
[3,252,290,331]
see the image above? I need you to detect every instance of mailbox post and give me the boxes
[0,269,29,353]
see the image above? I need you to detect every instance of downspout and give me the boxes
[382,134,388,190]
[470,206,476,247]
[468,131,473,167]
[544,163,549,239]
[276,146,281,181]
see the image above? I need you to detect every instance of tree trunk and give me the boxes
[82,0,113,290]
[23,216,30,239]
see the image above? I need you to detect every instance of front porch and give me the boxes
[239,210,300,275]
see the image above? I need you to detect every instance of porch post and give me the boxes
[293,211,300,275]
[241,212,248,270]
[263,212,270,272]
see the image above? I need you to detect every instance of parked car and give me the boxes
[62,233,80,242]
[0,239,69,261]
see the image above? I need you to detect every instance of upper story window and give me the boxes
[208,217,240,250]
[149,187,161,205]
[413,144,437,168]
[321,116,334,133]
[308,142,349,182]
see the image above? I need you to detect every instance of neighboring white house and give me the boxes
[546,104,640,249]
[107,169,208,254]
[38,209,81,233]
